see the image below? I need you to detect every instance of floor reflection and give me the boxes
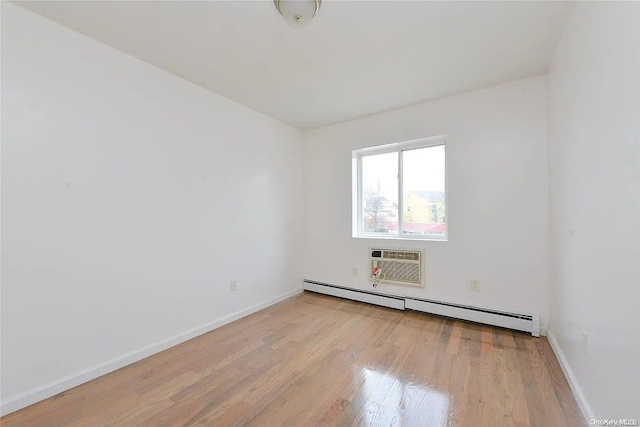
[356,368,453,427]
[357,367,453,427]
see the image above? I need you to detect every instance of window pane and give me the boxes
[361,152,398,234]
[402,145,446,236]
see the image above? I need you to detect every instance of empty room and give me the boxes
[1,1,638,426]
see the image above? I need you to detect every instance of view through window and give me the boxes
[354,138,446,240]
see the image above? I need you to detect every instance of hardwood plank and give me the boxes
[446,320,464,354]
[0,292,584,427]
[315,397,350,427]
[481,326,494,355]
[534,338,588,427]
[515,334,546,427]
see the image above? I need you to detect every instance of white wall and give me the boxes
[303,76,550,326]
[547,2,640,419]
[1,3,303,413]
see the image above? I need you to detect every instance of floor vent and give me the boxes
[303,280,539,336]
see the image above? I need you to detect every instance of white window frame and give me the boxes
[352,135,448,241]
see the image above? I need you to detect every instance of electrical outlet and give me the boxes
[230,280,237,292]
[581,330,589,355]
[352,267,358,277]
[471,279,481,292]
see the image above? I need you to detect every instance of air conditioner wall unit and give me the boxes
[370,248,423,287]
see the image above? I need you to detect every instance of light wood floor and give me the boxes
[1,292,585,427]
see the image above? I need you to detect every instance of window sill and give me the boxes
[353,234,448,242]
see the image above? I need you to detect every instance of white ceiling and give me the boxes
[18,1,572,130]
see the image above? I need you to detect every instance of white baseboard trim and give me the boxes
[0,287,302,417]
[546,328,596,422]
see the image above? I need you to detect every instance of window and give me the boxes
[352,136,447,240]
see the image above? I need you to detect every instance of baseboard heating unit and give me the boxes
[303,280,540,337]
[303,280,405,310]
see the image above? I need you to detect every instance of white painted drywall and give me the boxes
[303,76,550,327]
[1,3,303,412]
[547,2,640,419]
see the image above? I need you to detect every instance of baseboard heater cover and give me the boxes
[303,280,405,310]
[405,298,539,337]
[303,280,539,336]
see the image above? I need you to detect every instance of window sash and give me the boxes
[354,135,447,240]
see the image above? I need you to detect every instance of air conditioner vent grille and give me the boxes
[384,250,420,261]
[377,260,421,284]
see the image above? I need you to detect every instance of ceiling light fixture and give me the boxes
[273,0,322,28]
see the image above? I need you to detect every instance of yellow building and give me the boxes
[403,191,445,226]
